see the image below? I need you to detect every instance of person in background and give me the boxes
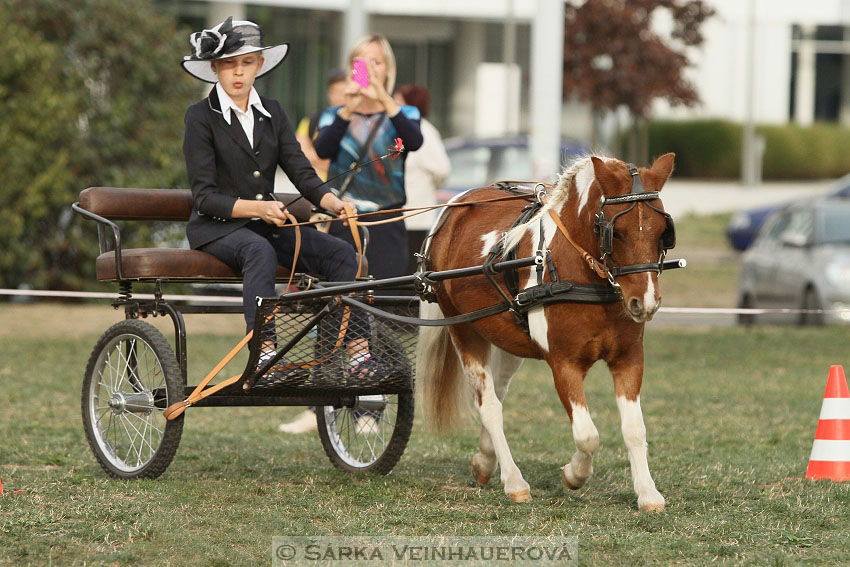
[393,84,451,274]
[296,70,346,180]
[313,32,423,280]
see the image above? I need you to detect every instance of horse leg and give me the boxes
[449,327,531,503]
[551,361,599,490]
[611,362,665,512]
[471,347,523,487]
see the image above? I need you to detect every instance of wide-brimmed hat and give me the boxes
[181,17,289,83]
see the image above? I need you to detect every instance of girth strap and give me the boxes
[515,280,620,308]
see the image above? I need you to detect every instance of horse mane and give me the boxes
[502,155,598,251]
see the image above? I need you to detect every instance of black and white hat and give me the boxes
[181,17,289,83]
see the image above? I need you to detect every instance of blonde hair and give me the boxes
[347,32,397,94]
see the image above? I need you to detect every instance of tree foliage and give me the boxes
[0,0,197,290]
[562,0,715,119]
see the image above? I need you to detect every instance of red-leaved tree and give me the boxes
[562,0,715,160]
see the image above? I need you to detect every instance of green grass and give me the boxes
[674,212,733,249]
[2,325,850,566]
[0,213,841,566]
[662,212,741,308]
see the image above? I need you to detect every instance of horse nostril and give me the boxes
[629,298,644,317]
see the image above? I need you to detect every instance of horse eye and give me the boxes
[612,231,622,239]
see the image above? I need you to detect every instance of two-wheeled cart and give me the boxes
[73,187,419,478]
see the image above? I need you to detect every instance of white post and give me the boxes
[741,0,758,187]
[530,0,565,180]
[207,2,246,26]
[342,0,368,67]
[794,25,816,126]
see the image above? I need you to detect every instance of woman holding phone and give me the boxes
[313,33,423,279]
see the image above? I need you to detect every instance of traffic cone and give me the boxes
[805,365,850,481]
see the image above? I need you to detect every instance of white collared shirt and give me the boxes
[215,83,271,147]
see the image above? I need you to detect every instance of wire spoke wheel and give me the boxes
[82,320,184,479]
[316,392,413,474]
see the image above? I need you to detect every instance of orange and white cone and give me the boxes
[806,365,850,481]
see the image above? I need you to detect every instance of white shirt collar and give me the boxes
[215,83,271,125]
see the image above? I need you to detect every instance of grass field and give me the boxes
[3,213,850,566]
[2,326,850,566]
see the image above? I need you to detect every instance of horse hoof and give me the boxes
[561,465,585,490]
[639,501,665,513]
[470,458,491,486]
[508,489,532,503]
[638,490,666,512]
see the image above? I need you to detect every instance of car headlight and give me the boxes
[825,261,850,288]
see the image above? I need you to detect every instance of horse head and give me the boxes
[588,153,676,322]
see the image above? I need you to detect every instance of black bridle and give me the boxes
[593,164,676,283]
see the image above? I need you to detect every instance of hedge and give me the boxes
[647,119,850,180]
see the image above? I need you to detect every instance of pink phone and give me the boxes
[352,57,370,88]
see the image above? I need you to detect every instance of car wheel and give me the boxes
[799,286,825,326]
[737,294,756,326]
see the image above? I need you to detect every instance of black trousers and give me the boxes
[200,220,358,333]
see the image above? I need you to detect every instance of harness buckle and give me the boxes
[535,183,548,204]
[414,271,440,303]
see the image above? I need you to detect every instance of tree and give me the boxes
[562,0,715,161]
[0,0,198,291]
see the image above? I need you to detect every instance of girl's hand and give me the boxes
[319,193,353,226]
[262,201,289,226]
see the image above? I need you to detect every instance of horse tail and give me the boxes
[415,301,470,433]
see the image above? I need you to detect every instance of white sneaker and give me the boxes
[278,410,318,434]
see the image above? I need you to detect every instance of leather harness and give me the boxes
[414,168,676,333]
[415,182,621,333]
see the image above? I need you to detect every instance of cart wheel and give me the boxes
[82,320,184,479]
[316,392,413,474]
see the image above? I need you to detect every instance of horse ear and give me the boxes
[648,153,675,189]
[591,156,621,193]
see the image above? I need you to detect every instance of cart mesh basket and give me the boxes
[248,295,419,395]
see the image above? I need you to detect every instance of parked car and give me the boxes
[737,197,850,325]
[726,172,850,251]
[436,136,590,203]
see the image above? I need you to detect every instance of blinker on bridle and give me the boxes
[593,164,676,284]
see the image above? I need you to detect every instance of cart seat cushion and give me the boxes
[96,248,367,282]
[96,248,292,282]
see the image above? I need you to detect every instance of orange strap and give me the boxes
[163,332,253,420]
[547,209,609,280]
[343,203,363,278]
[164,213,303,420]
[278,193,535,231]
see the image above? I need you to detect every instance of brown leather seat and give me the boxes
[78,187,313,221]
[95,249,293,282]
[79,187,364,283]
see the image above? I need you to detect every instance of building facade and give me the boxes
[163,0,850,148]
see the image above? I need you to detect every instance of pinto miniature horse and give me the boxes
[416,154,676,512]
